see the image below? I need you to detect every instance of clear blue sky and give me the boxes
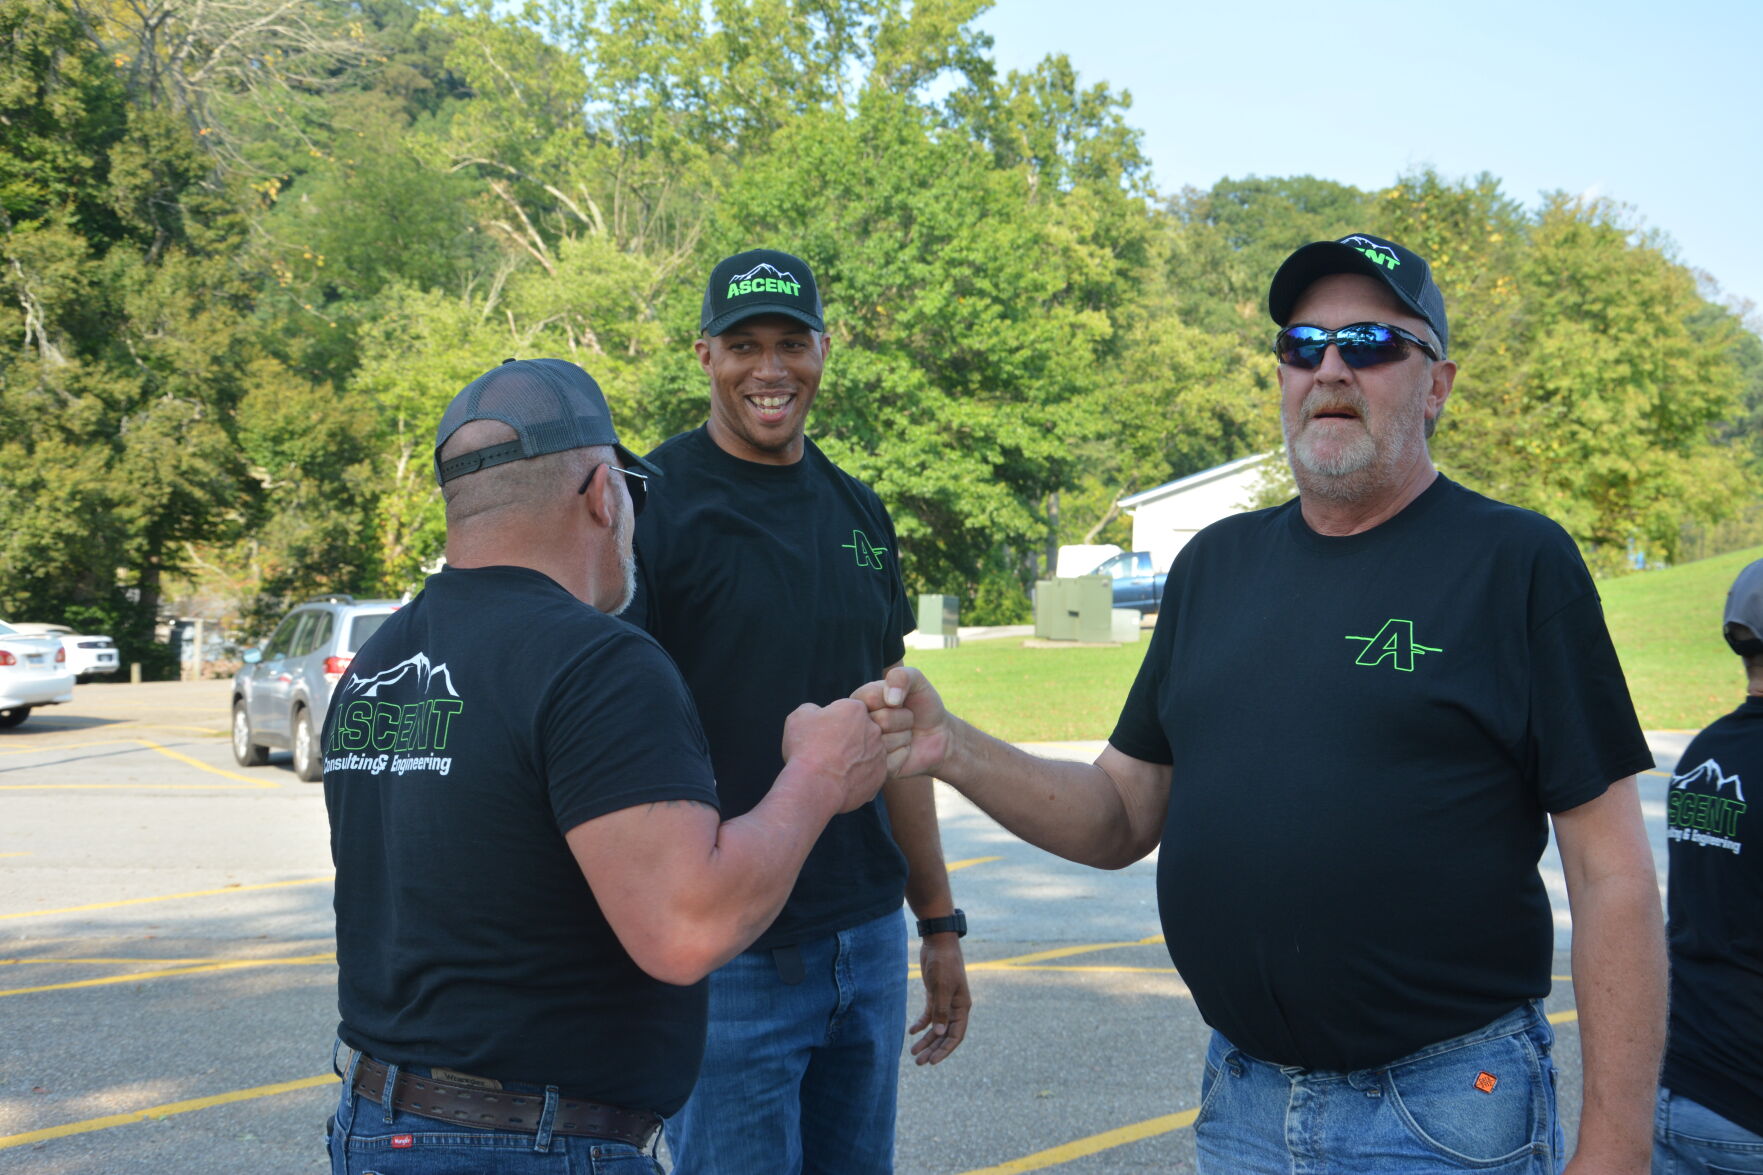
[974,0,1763,320]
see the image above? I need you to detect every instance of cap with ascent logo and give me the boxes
[433,357,658,487]
[700,248,824,336]
[1268,232,1450,357]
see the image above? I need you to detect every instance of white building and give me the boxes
[1118,452,1277,573]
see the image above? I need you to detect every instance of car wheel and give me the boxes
[292,706,323,782]
[0,706,30,729]
[232,701,268,766]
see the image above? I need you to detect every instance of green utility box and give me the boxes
[1033,576,1112,642]
[916,594,959,648]
[917,594,959,636]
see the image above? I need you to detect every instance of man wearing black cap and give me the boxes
[626,251,970,1174]
[861,233,1666,1172]
[1655,558,1763,1172]
[322,357,896,1173]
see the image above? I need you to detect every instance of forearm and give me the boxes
[939,714,1152,869]
[680,762,845,966]
[1567,870,1666,1169]
[885,774,956,918]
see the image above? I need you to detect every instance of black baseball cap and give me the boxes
[700,248,824,336]
[1268,232,1450,357]
[433,357,658,486]
[1724,558,1763,657]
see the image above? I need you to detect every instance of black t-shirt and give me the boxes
[626,426,913,949]
[1663,696,1763,1134]
[323,564,721,1116]
[1110,476,1653,1071]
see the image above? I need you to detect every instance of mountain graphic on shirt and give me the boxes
[1670,758,1746,803]
[345,652,459,699]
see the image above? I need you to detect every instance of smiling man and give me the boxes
[862,233,1666,1174]
[624,249,970,1175]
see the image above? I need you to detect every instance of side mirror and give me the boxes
[243,648,262,664]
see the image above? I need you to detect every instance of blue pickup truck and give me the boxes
[1090,550,1166,614]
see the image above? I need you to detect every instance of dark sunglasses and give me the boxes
[1274,322,1440,370]
[577,463,648,516]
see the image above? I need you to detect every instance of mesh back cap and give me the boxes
[433,358,656,486]
[1724,557,1763,654]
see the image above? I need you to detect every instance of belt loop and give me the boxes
[533,1086,560,1152]
[380,1061,401,1124]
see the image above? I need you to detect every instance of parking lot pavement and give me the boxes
[0,683,1669,1173]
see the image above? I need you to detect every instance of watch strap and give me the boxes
[916,909,966,938]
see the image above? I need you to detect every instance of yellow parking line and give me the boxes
[0,875,332,921]
[0,953,335,998]
[946,856,1002,872]
[0,738,276,788]
[1549,1009,1579,1026]
[135,739,273,784]
[0,852,28,857]
[0,739,143,757]
[960,1108,1200,1174]
[0,954,335,967]
[0,1074,339,1151]
[992,965,1184,975]
[974,935,1165,970]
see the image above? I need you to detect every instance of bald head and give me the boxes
[439,420,605,528]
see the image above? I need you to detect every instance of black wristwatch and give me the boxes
[916,909,967,938]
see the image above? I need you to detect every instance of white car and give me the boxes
[0,620,75,728]
[7,623,119,679]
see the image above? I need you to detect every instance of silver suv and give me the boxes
[231,595,399,780]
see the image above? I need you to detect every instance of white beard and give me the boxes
[1284,385,1426,504]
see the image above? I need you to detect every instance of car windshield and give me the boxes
[346,613,392,652]
[0,620,14,635]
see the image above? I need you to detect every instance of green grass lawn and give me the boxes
[905,543,1762,742]
[903,637,1151,744]
[1601,543,1762,730]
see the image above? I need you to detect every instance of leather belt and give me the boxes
[350,1054,660,1148]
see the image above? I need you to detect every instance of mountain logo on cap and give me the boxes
[727,262,802,299]
[1340,235,1402,270]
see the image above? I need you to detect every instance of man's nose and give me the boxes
[1312,341,1353,380]
[755,346,787,378]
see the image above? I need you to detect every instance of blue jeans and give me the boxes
[1654,1087,1763,1174]
[1194,1001,1564,1174]
[327,1046,662,1174]
[663,909,908,1175]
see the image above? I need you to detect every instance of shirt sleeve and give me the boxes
[883,506,913,661]
[1108,577,1178,766]
[539,629,721,832]
[1524,546,1655,813]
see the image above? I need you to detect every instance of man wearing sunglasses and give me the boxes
[625,251,970,1175]
[861,234,1664,1173]
[323,358,894,1173]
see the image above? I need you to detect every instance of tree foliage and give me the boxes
[2,0,1756,657]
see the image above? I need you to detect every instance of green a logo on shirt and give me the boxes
[1344,618,1442,672]
[841,529,888,570]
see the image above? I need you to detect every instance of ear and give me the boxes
[817,331,831,361]
[694,337,713,374]
[580,464,620,531]
[1426,358,1457,423]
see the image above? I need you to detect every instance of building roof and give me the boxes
[1117,452,1273,510]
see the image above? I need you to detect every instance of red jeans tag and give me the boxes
[391,1133,414,1148]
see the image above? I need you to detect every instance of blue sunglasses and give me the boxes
[1275,322,1440,370]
